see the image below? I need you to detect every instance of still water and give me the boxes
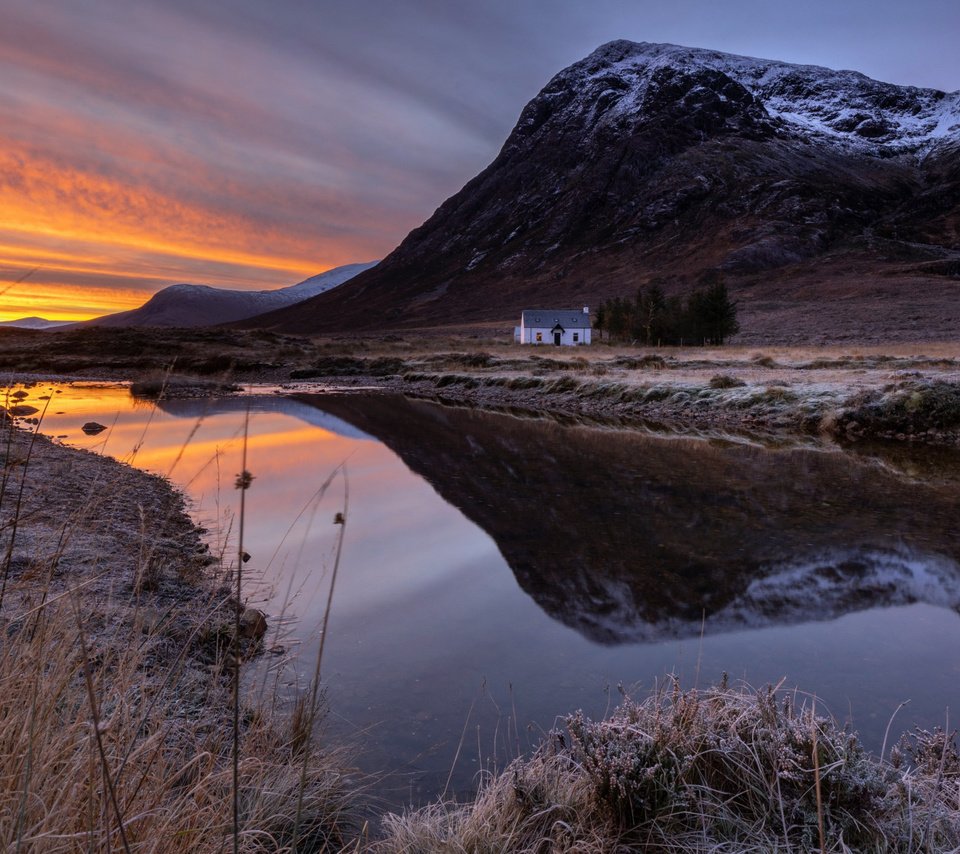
[29,382,960,808]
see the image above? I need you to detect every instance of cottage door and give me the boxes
[553,332,561,346]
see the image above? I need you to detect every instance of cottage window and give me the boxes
[535,332,542,342]
[573,333,579,343]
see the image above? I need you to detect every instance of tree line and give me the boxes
[593,277,739,346]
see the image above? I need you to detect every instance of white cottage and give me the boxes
[516,307,592,346]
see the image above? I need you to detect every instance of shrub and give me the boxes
[612,354,667,370]
[424,351,496,369]
[377,682,960,853]
[709,374,747,389]
[835,381,960,438]
[543,376,582,394]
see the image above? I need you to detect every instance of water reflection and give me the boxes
[302,393,960,643]
[27,383,960,807]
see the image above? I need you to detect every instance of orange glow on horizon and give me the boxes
[0,146,362,321]
[0,282,146,322]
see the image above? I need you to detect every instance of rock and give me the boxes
[239,607,268,642]
[82,422,107,435]
[139,608,164,634]
[8,404,38,417]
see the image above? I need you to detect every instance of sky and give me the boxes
[1,0,958,321]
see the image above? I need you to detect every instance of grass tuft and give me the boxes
[377,681,960,853]
[0,403,361,852]
[709,373,747,389]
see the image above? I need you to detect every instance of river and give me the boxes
[25,381,960,810]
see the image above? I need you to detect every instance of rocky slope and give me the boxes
[243,41,960,342]
[86,261,377,328]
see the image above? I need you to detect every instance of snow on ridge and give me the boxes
[572,544,960,644]
[86,260,379,328]
[560,40,960,152]
[731,545,960,618]
[279,261,379,304]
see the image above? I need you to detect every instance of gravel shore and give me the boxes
[0,417,235,748]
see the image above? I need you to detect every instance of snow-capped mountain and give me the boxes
[242,42,960,343]
[533,41,960,154]
[86,261,378,328]
[0,316,72,329]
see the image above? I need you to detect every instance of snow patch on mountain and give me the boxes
[574,545,960,644]
[553,40,960,153]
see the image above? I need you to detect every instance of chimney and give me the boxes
[582,306,589,315]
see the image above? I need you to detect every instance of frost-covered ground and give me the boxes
[320,341,960,445]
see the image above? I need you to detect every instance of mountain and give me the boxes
[85,261,378,328]
[240,42,960,342]
[0,317,72,330]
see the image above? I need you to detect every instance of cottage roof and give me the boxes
[521,310,591,329]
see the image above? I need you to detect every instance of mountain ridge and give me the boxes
[0,316,73,330]
[84,261,378,328]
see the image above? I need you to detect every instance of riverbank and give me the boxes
[282,343,960,446]
[4,327,960,445]
[379,680,960,853]
[0,416,359,851]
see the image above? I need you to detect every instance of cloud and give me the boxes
[0,0,957,319]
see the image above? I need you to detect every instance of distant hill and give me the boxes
[238,41,960,343]
[85,261,378,328]
[0,317,72,330]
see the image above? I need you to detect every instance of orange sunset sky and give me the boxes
[2,1,957,322]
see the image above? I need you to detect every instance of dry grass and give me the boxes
[377,680,960,853]
[0,404,362,852]
[0,601,360,852]
[4,329,960,447]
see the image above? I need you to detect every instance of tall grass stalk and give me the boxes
[232,406,252,854]
[253,462,345,706]
[0,265,39,300]
[0,392,52,609]
[73,594,133,854]
[291,470,349,850]
[812,696,827,854]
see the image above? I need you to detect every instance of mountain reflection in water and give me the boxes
[297,393,960,645]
